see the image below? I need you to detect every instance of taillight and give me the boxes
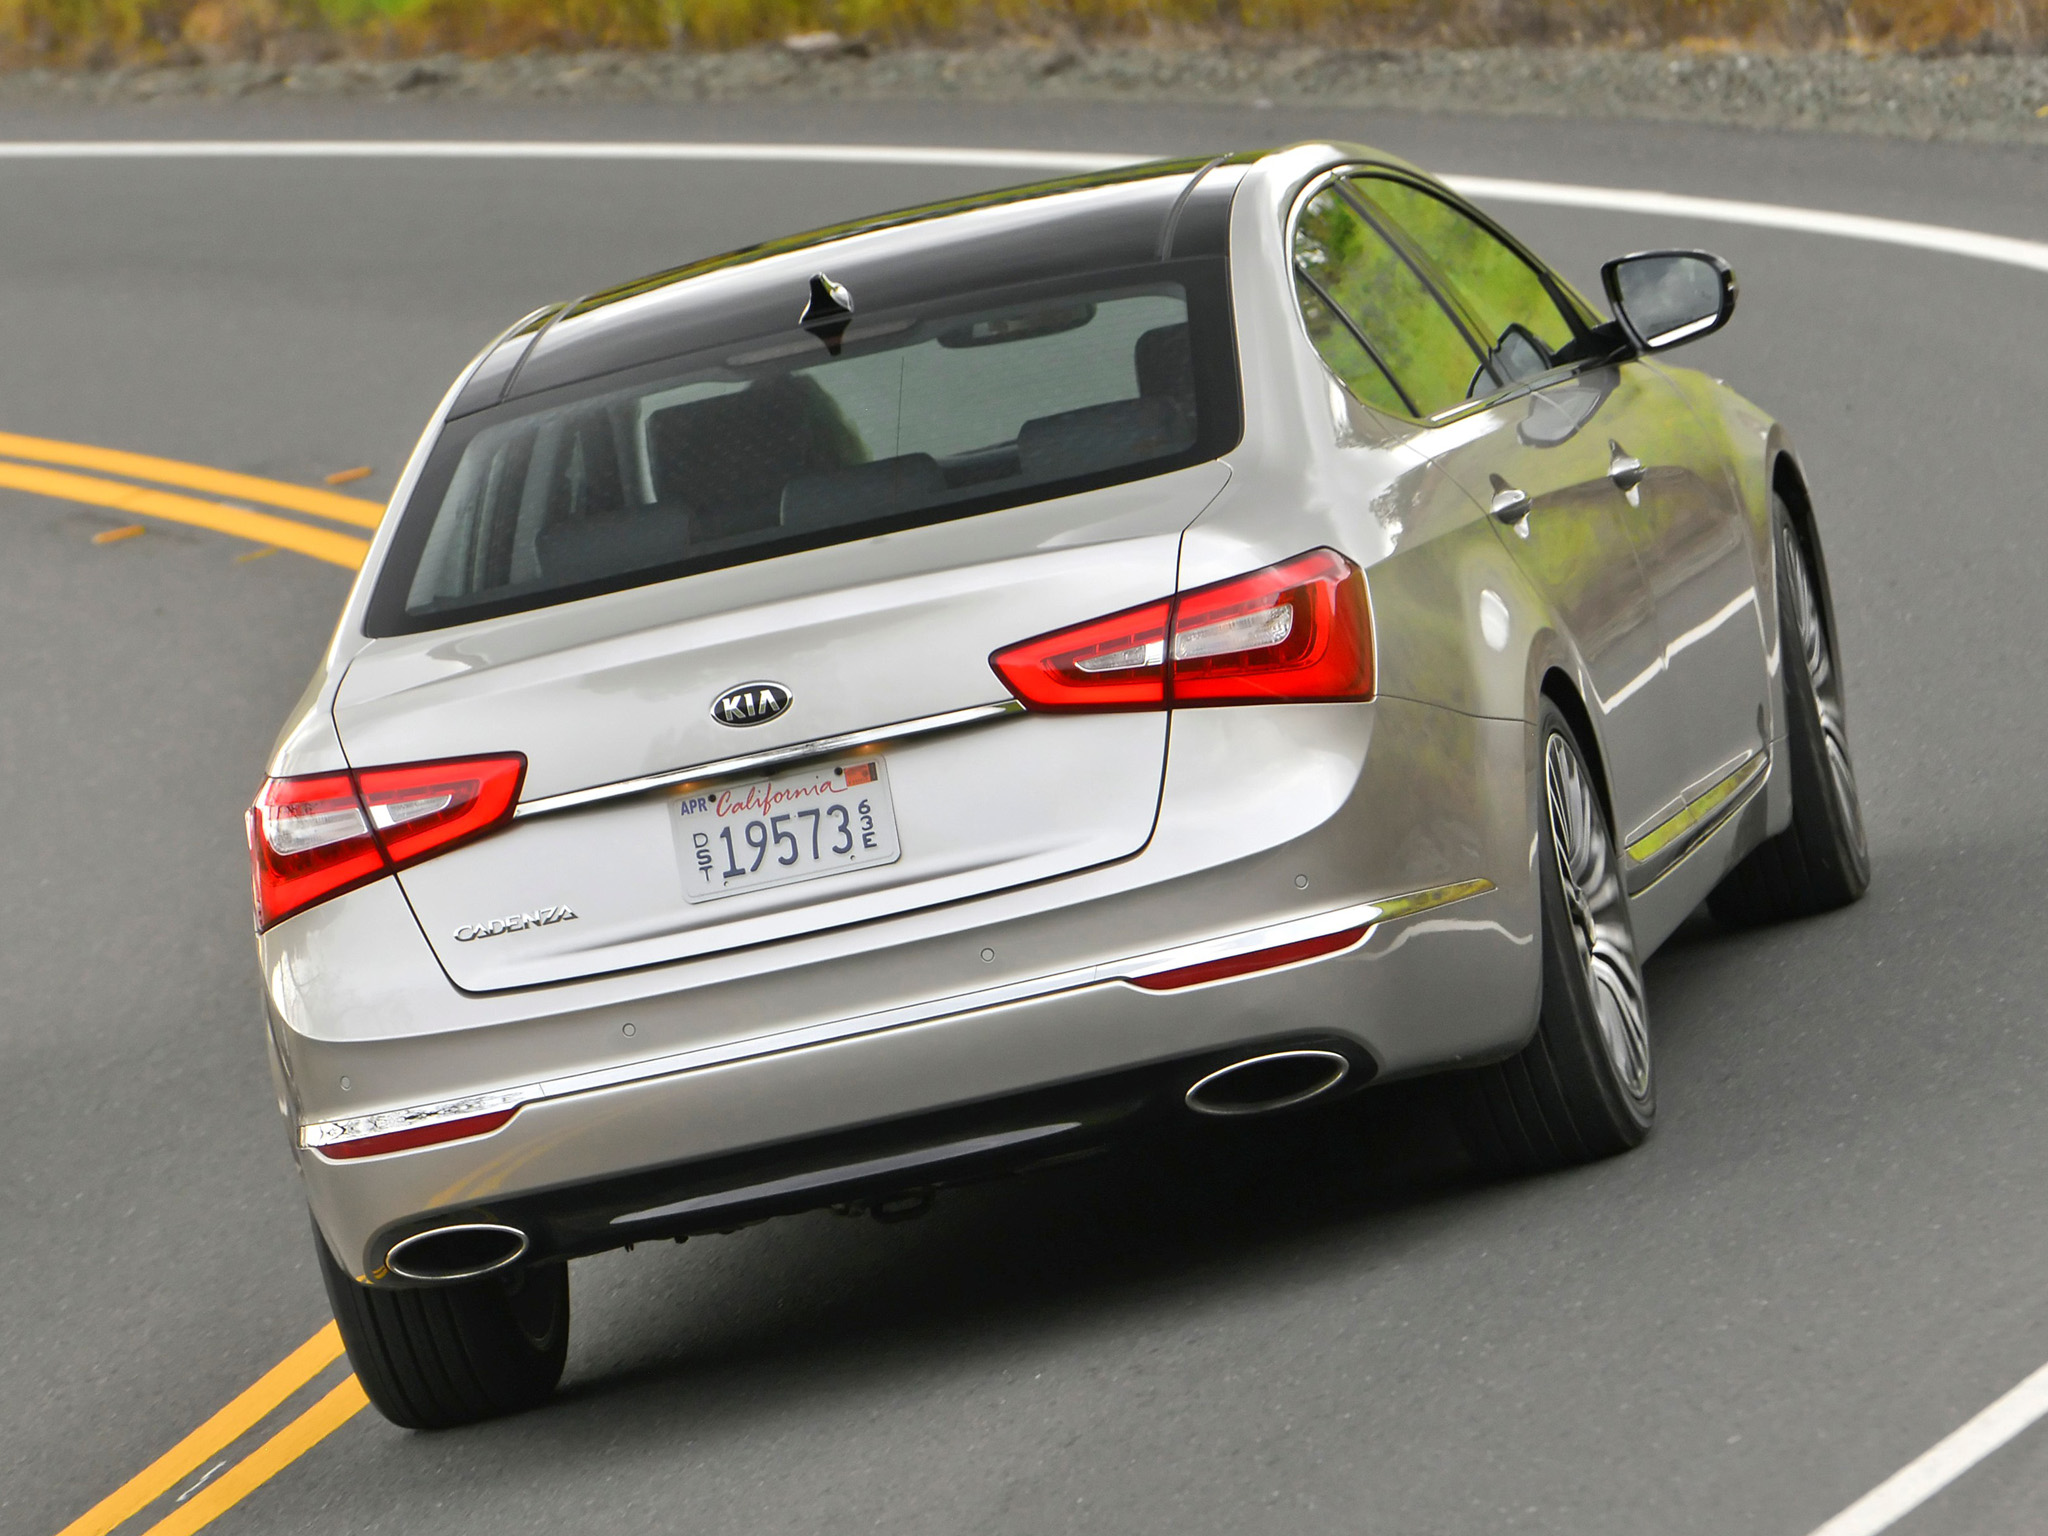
[248,754,525,931]
[986,598,1171,710]
[990,548,1373,711]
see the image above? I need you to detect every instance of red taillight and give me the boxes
[248,754,525,931]
[989,548,1373,712]
[356,758,526,866]
[247,773,387,932]
[986,597,1171,711]
[1168,548,1374,705]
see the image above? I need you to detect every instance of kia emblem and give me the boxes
[711,682,792,727]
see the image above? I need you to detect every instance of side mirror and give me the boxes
[1601,250,1737,354]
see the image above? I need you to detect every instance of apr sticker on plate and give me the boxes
[672,756,901,903]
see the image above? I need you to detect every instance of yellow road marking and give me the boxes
[54,1324,345,1536]
[0,460,369,570]
[135,1376,369,1536]
[92,524,145,544]
[0,431,384,529]
[323,465,373,486]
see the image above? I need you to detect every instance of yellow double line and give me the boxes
[56,1323,365,1536]
[0,431,382,569]
[14,429,387,1531]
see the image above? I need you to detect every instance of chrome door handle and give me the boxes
[1608,440,1646,492]
[1489,476,1531,523]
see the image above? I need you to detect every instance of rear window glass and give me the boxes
[368,263,1238,634]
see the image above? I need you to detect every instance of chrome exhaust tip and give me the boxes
[1183,1049,1352,1117]
[387,1222,530,1282]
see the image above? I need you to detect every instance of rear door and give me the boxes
[1340,171,1765,850]
[1424,374,1681,846]
[1610,366,1772,811]
[1290,175,1678,845]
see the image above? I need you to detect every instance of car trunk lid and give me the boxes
[331,463,1227,991]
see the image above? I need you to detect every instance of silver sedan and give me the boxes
[248,142,1868,1427]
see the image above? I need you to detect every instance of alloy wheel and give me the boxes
[1545,733,1651,1104]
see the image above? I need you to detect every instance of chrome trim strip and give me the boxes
[512,700,1027,821]
[297,876,1496,1150]
[1624,750,1768,887]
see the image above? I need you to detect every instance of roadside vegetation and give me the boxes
[4,0,2045,70]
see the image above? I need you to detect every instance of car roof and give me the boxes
[452,152,1263,416]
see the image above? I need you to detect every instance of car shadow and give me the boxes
[470,879,1901,1447]
[544,1078,1490,1418]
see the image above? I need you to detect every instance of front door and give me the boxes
[1613,366,1773,823]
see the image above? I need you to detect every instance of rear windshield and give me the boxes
[367,261,1238,634]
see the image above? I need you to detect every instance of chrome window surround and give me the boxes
[1281,164,1594,430]
[299,876,1495,1154]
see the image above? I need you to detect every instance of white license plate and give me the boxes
[672,756,901,903]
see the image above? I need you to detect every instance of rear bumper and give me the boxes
[301,878,1533,1282]
[273,696,1542,1281]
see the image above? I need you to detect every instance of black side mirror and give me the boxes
[1601,250,1737,354]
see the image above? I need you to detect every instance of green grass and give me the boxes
[3,0,2042,68]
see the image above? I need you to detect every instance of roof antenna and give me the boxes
[800,272,854,355]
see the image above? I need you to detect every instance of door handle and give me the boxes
[1608,440,1646,492]
[1489,475,1531,524]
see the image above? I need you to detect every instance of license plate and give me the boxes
[672,756,901,903]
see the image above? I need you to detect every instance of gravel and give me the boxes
[4,42,2048,144]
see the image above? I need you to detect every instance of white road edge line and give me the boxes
[0,139,1137,172]
[2,141,2047,273]
[1804,1359,2048,1536]
[1443,174,2048,275]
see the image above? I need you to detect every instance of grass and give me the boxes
[2,0,2043,69]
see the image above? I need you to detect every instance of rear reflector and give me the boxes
[249,753,525,931]
[1129,926,1368,991]
[314,1107,519,1161]
[990,547,1373,711]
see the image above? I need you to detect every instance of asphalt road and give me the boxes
[4,95,2048,1536]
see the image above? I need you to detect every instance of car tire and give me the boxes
[1708,498,1871,926]
[313,1224,569,1430]
[1447,699,1655,1175]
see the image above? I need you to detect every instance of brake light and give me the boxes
[248,754,525,931]
[990,548,1373,710]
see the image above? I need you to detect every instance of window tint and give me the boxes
[1292,271,1409,417]
[376,274,1232,632]
[1291,186,1480,418]
[1351,177,1580,388]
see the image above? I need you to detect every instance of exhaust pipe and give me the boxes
[387,1222,529,1282]
[1184,1049,1351,1117]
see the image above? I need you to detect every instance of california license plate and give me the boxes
[673,756,901,903]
